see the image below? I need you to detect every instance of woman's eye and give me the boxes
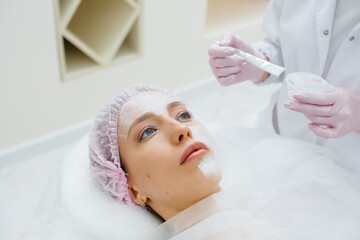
[177,112,191,121]
[140,128,156,141]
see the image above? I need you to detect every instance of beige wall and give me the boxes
[0,0,267,149]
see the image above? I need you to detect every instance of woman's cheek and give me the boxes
[189,125,214,149]
[189,125,223,179]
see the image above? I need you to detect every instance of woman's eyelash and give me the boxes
[177,111,192,121]
[138,127,157,142]
[186,110,193,118]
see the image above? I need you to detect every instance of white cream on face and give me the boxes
[118,91,180,139]
[189,125,222,179]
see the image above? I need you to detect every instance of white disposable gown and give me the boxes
[254,0,360,172]
[145,138,360,240]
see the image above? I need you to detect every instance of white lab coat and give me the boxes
[254,0,360,172]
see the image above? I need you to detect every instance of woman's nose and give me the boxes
[168,119,192,144]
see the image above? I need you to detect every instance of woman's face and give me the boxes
[118,91,221,220]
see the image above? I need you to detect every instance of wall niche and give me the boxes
[54,0,141,80]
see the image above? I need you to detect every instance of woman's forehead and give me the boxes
[118,91,180,133]
[125,91,178,115]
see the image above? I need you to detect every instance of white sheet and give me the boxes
[22,123,360,239]
[149,136,360,239]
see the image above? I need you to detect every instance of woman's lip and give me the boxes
[182,149,208,165]
[180,142,208,165]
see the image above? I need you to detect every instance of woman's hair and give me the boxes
[88,84,175,206]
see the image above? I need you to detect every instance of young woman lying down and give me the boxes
[89,84,360,239]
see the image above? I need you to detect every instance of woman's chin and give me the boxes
[197,154,222,179]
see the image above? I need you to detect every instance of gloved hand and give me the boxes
[208,32,268,86]
[284,87,360,138]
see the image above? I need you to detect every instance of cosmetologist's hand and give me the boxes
[284,87,360,138]
[208,32,268,86]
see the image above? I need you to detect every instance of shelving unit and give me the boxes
[206,0,268,37]
[54,0,141,80]
[59,0,82,29]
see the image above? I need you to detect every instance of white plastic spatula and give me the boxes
[207,37,285,77]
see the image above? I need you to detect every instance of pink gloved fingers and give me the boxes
[304,113,334,126]
[284,100,336,117]
[308,123,345,139]
[292,86,360,138]
[214,65,244,78]
[219,32,266,60]
[212,55,246,68]
[209,32,267,85]
[219,32,239,47]
[293,91,340,105]
[220,33,254,53]
[208,44,236,58]
[209,58,217,76]
[218,72,245,86]
[209,59,240,79]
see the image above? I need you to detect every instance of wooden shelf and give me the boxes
[54,0,141,81]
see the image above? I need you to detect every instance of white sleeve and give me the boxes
[252,0,285,84]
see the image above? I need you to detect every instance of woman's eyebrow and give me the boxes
[127,101,185,135]
[128,112,155,135]
[167,101,184,110]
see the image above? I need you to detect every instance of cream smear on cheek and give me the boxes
[118,92,180,139]
[190,125,222,179]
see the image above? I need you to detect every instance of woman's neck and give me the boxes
[151,184,222,221]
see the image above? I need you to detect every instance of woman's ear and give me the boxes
[127,181,147,205]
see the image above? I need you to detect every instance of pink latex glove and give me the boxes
[208,33,267,86]
[284,87,360,138]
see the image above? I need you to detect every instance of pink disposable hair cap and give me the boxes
[88,84,176,206]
